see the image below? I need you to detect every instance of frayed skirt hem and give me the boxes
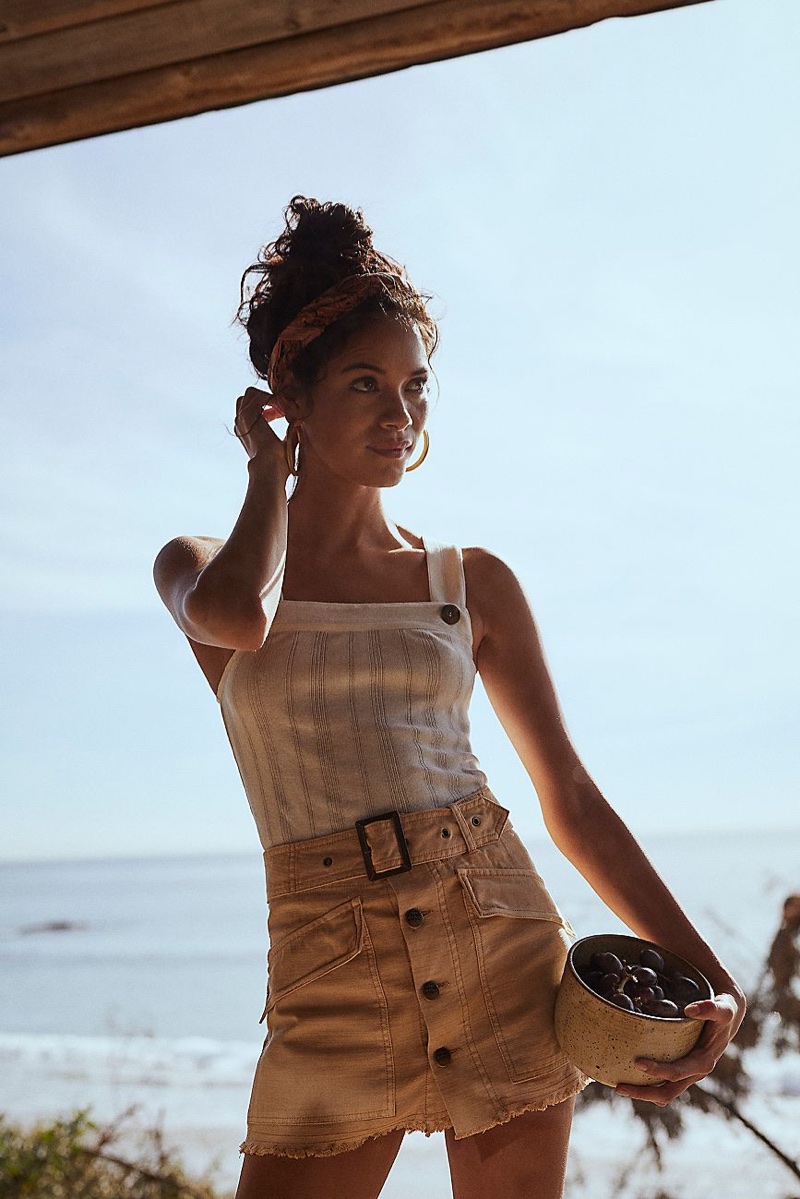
[239,1121,446,1159]
[452,1071,591,1141]
[239,1072,591,1158]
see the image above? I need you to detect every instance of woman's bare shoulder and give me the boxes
[462,547,531,647]
[462,545,521,590]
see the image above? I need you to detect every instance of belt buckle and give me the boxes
[354,810,412,881]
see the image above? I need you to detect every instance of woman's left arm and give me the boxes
[464,547,746,1105]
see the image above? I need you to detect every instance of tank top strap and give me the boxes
[422,536,467,607]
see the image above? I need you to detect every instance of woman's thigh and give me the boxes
[445,1095,575,1199]
[234,1129,406,1199]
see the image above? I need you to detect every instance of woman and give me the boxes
[153,197,745,1199]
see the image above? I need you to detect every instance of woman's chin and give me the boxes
[358,455,410,487]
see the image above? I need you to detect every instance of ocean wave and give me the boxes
[0,1031,257,1090]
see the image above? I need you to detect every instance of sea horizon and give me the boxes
[2,818,799,867]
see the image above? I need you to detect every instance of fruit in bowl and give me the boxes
[554,933,713,1087]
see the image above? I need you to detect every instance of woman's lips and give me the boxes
[369,443,411,458]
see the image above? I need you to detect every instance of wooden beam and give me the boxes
[0,0,434,102]
[0,0,717,158]
[0,0,171,44]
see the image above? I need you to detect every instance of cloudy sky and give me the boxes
[1,0,797,860]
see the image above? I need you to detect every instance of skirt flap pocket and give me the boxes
[458,868,566,924]
[265,897,364,1013]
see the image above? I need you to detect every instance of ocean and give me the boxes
[1,827,798,1196]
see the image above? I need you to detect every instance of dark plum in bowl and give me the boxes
[554,933,712,1086]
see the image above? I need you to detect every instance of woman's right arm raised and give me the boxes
[153,388,289,651]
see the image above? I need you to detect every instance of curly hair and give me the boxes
[236,196,438,390]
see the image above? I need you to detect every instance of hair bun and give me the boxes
[283,197,374,275]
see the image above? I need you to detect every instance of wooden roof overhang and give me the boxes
[0,0,715,158]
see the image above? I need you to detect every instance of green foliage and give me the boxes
[0,1108,227,1199]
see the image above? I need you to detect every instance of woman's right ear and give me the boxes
[276,381,312,424]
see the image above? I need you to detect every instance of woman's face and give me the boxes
[294,315,430,487]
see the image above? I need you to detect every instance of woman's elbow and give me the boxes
[539,774,611,853]
[182,582,269,650]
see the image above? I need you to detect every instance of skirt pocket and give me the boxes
[249,897,396,1125]
[457,867,574,1084]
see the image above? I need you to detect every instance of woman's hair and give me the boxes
[237,196,438,390]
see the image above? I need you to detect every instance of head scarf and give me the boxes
[266,271,416,392]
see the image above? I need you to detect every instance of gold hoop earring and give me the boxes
[284,423,301,477]
[405,429,429,472]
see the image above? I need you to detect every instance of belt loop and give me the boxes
[449,798,479,851]
[288,842,297,893]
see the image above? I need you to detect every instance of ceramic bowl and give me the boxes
[554,933,712,1087]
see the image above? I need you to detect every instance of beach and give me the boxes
[1,828,798,1195]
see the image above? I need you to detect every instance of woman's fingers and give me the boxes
[235,386,282,432]
[684,994,741,1023]
[614,993,743,1105]
[615,1073,706,1105]
[634,1048,715,1082]
[234,387,289,463]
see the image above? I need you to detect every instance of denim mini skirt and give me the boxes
[240,788,590,1158]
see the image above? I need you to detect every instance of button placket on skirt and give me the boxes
[388,860,497,1132]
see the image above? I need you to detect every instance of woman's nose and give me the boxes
[381,393,413,429]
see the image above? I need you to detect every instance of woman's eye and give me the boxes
[351,377,378,393]
[349,375,428,396]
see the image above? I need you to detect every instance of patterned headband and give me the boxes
[266,271,416,392]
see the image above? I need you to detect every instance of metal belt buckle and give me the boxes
[354,810,413,881]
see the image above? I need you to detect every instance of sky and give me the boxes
[1,0,798,861]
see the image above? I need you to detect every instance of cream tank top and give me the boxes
[215,538,489,851]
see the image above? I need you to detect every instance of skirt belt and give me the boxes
[264,786,509,899]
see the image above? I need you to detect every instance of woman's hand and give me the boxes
[234,386,289,470]
[615,990,746,1105]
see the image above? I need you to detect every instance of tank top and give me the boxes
[215,538,488,850]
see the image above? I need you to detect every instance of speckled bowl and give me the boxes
[554,933,712,1087]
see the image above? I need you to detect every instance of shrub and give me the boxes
[0,1108,226,1199]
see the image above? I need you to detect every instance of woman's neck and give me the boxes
[286,466,403,558]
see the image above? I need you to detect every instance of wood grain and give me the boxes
[0,0,432,102]
[0,0,716,157]
[0,0,170,44]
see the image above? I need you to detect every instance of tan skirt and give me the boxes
[241,788,589,1158]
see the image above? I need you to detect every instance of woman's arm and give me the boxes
[465,546,746,1104]
[153,388,289,650]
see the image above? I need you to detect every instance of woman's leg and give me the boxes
[445,1094,575,1199]
[234,1129,406,1199]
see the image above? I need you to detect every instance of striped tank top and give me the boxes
[215,538,488,850]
